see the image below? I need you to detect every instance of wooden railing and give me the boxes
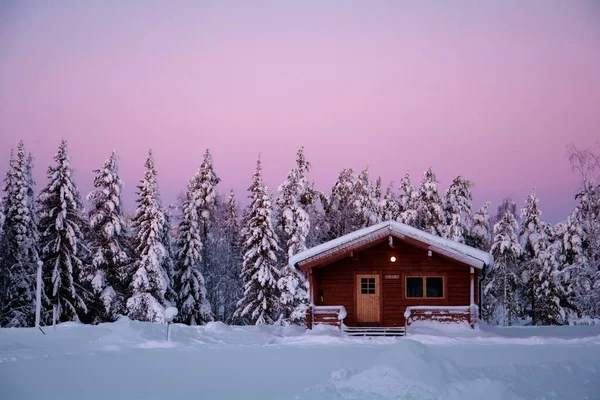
[306,306,347,330]
[404,305,478,328]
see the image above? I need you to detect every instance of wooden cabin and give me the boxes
[289,221,493,336]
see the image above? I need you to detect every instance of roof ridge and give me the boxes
[289,220,493,271]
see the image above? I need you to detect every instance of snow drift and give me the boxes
[1,319,599,399]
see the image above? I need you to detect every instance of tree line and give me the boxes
[0,141,598,328]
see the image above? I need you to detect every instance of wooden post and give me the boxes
[309,270,315,306]
[306,307,313,330]
[470,267,476,328]
[35,261,43,328]
[307,270,315,330]
[52,305,57,332]
[470,267,475,306]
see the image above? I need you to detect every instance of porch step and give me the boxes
[343,326,406,337]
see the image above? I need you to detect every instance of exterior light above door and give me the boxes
[390,256,397,262]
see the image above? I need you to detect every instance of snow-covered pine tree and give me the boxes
[126,151,172,323]
[275,148,313,325]
[443,176,473,243]
[322,168,357,240]
[414,167,445,235]
[351,166,380,228]
[465,202,492,251]
[483,209,522,326]
[173,176,212,325]
[381,182,400,221]
[87,151,130,322]
[0,143,43,327]
[234,158,281,325]
[398,170,418,226]
[38,140,89,323]
[518,190,548,324]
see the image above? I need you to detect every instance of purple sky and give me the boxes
[1,1,599,222]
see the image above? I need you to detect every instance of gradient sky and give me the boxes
[1,1,599,222]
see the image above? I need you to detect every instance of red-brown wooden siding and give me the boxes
[312,239,479,327]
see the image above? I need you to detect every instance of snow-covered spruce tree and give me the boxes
[276,147,313,258]
[0,199,4,279]
[0,149,17,323]
[443,176,473,243]
[87,151,130,322]
[557,215,586,319]
[414,167,445,235]
[381,182,400,221]
[0,191,4,234]
[351,166,380,228]
[483,210,522,326]
[566,143,600,272]
[127,151,173,323]
[234,158,281,325]
[190,149,221,317]
[308,190,331,247]
[161,205,177,305]
[173,177,212,325]
[209,189,243,323]
[398,170,418,226]
[275,148,313,325]
[465,202,492,251]
[518,190,548,324]
[573,181,600,317]
[535,224,566,325]
[374,176,383,219]
[494,197,518,225]
[194,149,220,241]
[558,181,600,319]
[322,168,357,240]
[0,143,43,327]
[38,140,89,323]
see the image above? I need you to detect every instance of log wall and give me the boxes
[313,240,479,327]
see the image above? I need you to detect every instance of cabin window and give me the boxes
[406,277,423,297]
[426,277,444,298]
[405,276,445,299]
[360,278,376,294]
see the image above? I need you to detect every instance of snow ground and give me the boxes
[1,320,599,400]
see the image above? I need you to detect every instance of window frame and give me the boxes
[360,277,376,295]
[403,274,446,300]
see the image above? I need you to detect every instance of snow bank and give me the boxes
[320,340,526,400]
[1,319,599,399]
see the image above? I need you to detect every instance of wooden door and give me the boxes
[356,274,381,325]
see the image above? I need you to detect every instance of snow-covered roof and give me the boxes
[289,221,493,271]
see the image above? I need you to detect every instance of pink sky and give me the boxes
[1,1,599,222]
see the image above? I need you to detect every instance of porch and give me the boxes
[306,305,478,336]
